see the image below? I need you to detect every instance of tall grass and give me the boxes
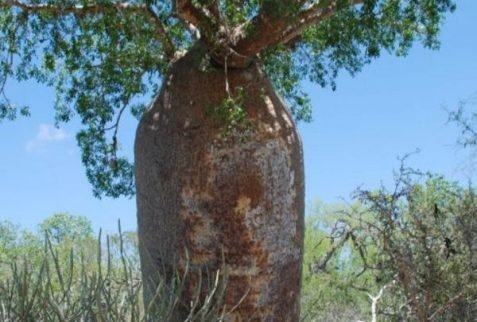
[0,223,228,322]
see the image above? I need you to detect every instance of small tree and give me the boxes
[39,212,94,243]
[0,221,20,275]
[301,201,369,321]
[325,165,477,321]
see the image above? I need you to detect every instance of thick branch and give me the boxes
[1,0,176,59]
[233,0,298,57]
[235,0,363,57]
[175,0,255,68]
[175,0,221,43]
[278,0,363,48]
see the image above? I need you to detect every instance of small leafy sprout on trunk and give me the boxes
[207,86,252,142]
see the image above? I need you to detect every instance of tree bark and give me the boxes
[135,43,304,322]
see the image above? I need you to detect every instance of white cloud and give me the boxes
[26,123,69,153]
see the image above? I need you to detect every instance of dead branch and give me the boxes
[368,281,395,322]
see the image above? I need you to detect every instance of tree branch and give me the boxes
[0,0,176,59]
[427,290,466,321]
[277,0,364,48]
[368,281,395,322]
[309,229,353,274]
[174,0,257,68]
[233,0,297,57]
[235,0,363,57]
[174,0,221,43]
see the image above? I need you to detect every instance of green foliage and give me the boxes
[294,0,455,89]
[77,127,136,198]
[39,212,94,243]
[351,172,477,321]
[207,86,252,140]
[301,201,369,321]
[0,1,186,198]
[262,47,313,122]
[220,0,259,25]
[303,167,477,321]
[0,0,456,197]
[0,221,20,267]
[0,213,97,278]
[0,214,231,322]
[0,227,143,321]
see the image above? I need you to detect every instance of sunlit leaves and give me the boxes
[220,0,260,25]
[0,0,456,197]
[262,0,454,98]
[0,1,186,197]
[262,47,313,122]
[77,127,135,198]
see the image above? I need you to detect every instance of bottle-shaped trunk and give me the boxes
[135,44,304,322]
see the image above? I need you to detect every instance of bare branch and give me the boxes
[0,0,176,59]
[368,281,395,322]
[428,290,466,322]
[233,1,295,57]
[310,229,353,274]
[350,233,369,277]
[103,102,128,154]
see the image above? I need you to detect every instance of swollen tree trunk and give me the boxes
[135,44,304,322]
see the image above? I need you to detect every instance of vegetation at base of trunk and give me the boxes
[2,166,477,322]
[0,215,230,322]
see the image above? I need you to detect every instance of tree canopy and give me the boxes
[39,212,94,243]
[0,0,456,197]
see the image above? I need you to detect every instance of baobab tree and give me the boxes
[0,0,455,320]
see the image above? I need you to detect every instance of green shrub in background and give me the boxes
[0,215,229,322]
[0,216,142,322]
[2,178,476,322]
[300,201,369,322]
[301,166,477,322]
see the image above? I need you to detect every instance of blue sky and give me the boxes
[1,1,476,233]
